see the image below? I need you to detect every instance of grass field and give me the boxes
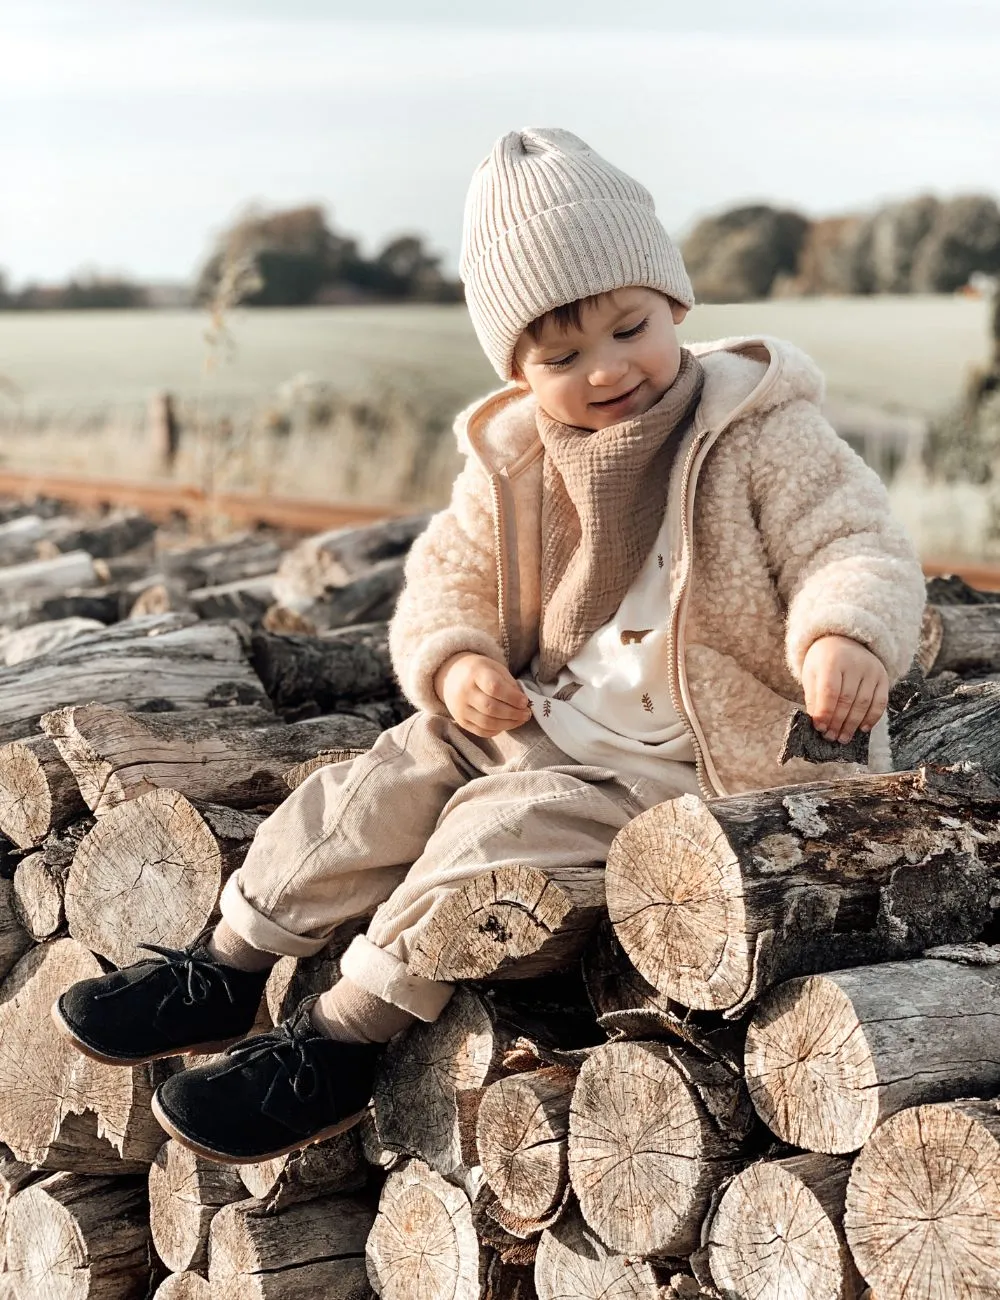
[0,295,995,557]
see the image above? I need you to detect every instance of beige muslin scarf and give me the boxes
[533,347,705,682]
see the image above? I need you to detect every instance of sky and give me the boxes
[2,0,999,286]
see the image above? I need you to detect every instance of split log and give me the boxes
[250,623,396,712]
[919,602,1000,675]
[744,954,1000,1154]
[265,917,370,1025]
[407,864,606,982]
[148,1139,246,1274]
[0,615,105,665]
[891,679,1000,774]
[0,1144,43,1271]
[238,1127,367,1210]
[0,939,163,1169]
[65,788,265,967]
[0,877,32,981]
[0,549,101,604]
[127,577,191,619]
[43,702,379,815]
[273,513,430,603]
[208,1191,375,1300]
[844,1099,1000,1300]
[476,1065,576,1223]
[159,535,284,590]
[283,747,368,791]
[606,764,1000,1015]
[188,575,276,625]
[269,557,405,632]
[366,1157,484,1300]
[0,733,86,847]
[152,1276,211,1300]
[374,985,596,1184]
[0,616,270,744]
[534,1206,671,1300]
[567,1038,749,1256]
[706,1154,861,1300]
[49,510,156,560]
[0,585,121,632]
[0,513,54,564]
[4,1171,150,1300]
[11,818,90,942]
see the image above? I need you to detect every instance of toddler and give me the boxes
[53,128,925,1164]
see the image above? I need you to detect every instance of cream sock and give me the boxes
[310,975,417,1044]
[206,921,279,973]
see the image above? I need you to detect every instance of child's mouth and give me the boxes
[591,382,642,409]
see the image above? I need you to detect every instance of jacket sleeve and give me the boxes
[750,398,926,683]
[388,457,507,713]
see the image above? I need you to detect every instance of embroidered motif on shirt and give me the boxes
[641,693,654,713]
[542,699,552,717]
[554,682,582,702]
[621,629,653,645]
[657,553,664,568]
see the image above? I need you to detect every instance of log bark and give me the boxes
[274,514,430,603]
[919,603,1000,674]
[0,615,106,665]
[65,788,265,967]
[159,535,284,590]
[844,1099,1000,1300]
[373,985,595,1185]
[250,623,395,713]
[0,733,86,847]
[567,1038,749,1256]
[43,702,379,815]
[269,557,405,632]
[49,511,157,561]
[208,1192,375,1300]
[0,616,270,744]
[407,865,607,983]
[476,1066,575,1223]
[0,586,121,632]
[238,1127,367,1210]
[0,877,32,981]
[744,954,1000,1154]
[0,939,163,1169]
[606,764,1000,1016]
[366,1157,483,1300]
[534,1206,670,1300]
[152,1276,211,1300]
[891,679,1000,774]
[148,1139,246,1274]
[4,1171,151,1300]
[10,817,90,942]
[188,575,276,625]
[706,1154,862,1300]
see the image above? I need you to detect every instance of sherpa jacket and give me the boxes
[388,336,927,797]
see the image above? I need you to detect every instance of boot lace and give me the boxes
[93,930,235,1011]
[216,1008,322,1103]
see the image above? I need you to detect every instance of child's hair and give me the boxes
[510,289,676,380]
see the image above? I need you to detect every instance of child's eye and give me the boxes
[543,353,576,369]
[615,318,649,340]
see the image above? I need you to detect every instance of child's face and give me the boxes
[512,288,689,431]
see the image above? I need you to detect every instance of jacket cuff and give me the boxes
[786,600,904,682]
[399,626,508,714]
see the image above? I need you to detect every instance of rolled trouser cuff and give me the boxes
[219,873,330,958]
[339,934,455,1021]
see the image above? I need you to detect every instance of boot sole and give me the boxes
[50,997,246,1067]
[151,1089,369,1165]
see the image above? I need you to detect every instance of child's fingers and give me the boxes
[474,668,530,710]
[859,682,889,733]
[468,685,531,723]
[834,679,877,742]
[821,673,862,740]
[459,704,522,737]
[807,669,843,732]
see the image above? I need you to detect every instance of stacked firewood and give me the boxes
[0,491,999,1298]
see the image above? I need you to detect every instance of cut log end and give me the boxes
[476,1065,575,1222]
[707,1155,860,1300]
[605,796,750,1012]
[407,863,606,983]
[0,736,83,849]
[745,975,878,1154]
[845,1100,1000,1300]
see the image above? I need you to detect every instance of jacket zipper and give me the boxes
[489,473,512,664]
[667,433,716,800]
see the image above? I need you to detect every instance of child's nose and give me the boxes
[588,358,629,388]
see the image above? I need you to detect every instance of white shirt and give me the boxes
[518,509,698,786]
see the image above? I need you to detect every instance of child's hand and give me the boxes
[434,652,533,738]
[801,634,889,744]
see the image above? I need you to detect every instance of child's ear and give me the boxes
[669,299,689,326]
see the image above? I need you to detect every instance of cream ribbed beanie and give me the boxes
[460,127,694,380]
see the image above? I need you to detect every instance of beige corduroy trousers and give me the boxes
[219,711,700,1022]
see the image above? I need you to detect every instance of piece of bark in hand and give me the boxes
[778,709,869,766]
